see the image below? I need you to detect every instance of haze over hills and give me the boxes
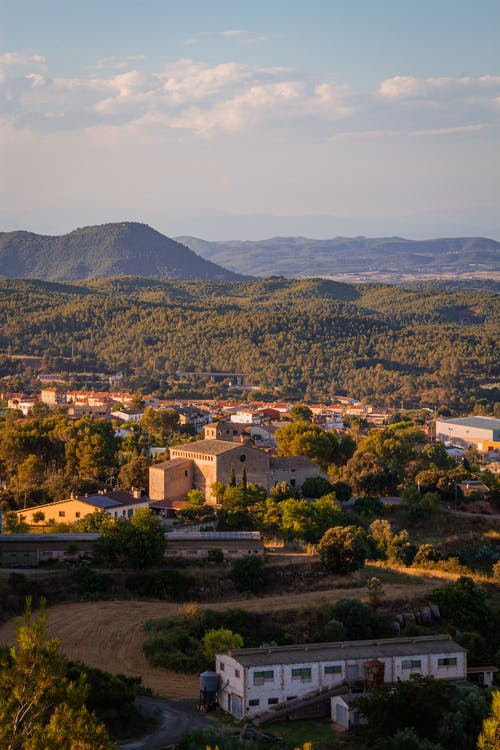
[0,222,247,282]
[176,235,500,281]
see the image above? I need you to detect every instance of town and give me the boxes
[1,378,499,749]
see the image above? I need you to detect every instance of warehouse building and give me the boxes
[435,416,500,453]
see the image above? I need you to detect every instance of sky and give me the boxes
[1,0,499,240]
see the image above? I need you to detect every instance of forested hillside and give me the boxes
[177,234,500,279]
[0,277,498,410]
[0,222,246,281]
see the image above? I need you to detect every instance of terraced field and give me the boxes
[0,576,436,698]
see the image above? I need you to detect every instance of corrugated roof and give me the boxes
[225,636,465,666]
[439,417,500,430]
[166,531,261,541]
[0,533,102,542]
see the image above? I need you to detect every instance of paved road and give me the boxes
[120,696,215,750]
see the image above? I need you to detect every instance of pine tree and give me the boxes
[0,598,115,750]
[229,464,236,487]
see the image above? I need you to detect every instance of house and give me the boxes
[40,387,67,406]
[215,635,467,721]
[112,408,144,423]
[204,421,250,442]
[7,396,37,415]
[14,490,149,526]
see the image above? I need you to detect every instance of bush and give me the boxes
[318,525,368,573]
[301,476,333,498]
[231,556,266,593]
[126,570,196,600]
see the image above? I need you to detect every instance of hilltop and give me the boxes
[176,235,500,281]
[0,222,247,282]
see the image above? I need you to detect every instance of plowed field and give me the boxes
[0,578,435,699]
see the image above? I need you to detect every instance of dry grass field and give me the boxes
[0,573,438,699]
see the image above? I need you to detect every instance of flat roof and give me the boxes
[224,636,466,667]
[0,533,102,543]
[438,417,500,431]
[166,531,262,541]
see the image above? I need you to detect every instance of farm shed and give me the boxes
[0,533,101,567]
[215,635,467,721]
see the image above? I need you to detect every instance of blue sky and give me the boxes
[1,0,499,239]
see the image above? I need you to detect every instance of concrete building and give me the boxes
[215,635,467,721]
[0,533,101,567]
[435,416,500,452]
[165,531,263,560]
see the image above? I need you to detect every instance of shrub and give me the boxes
[231,556,266,593]
[318,525,368,574]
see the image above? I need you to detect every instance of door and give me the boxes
[229,694,242,719]
[335,703,349,728]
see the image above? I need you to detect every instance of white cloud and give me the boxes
[1,52,498,141]
[0,52,46,68]
[379,74,500,100]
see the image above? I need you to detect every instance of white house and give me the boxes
[215,635,467,721]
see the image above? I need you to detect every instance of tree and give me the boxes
[0,599,114,750]
[275,422,339,470]
[477,690,500,750]
[367,576,384,608]
[289,404,313,422]
[231,556,266,593]
[117,455,150,492]
[210,481,226,504]
[269,481,297,502]
[318,525,368,573]
[95,508,166,569]
[202,628,244,662]
[301,476,333,498]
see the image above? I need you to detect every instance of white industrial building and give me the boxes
[435,416,500,452]
[215,635,467,721]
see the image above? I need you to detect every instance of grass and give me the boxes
[258,718,356,750]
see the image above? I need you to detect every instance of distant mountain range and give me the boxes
[1,222,498,283]
[0,222,246,281]
[176,235,500,280]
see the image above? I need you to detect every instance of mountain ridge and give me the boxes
[176,234,500,279]
[0,222,248,281]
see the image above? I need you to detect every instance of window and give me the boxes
[249,699,259,707]
[235,669,240,678]
[75,512,80,518]
[286,696,297,701]
[291,668,312,683]
[58,511,65,517]
[253,670,274,686]
[438,657,457,667]
[324,665,342,675]
[268,698,279,705]
[220,662,225,671]
[240,454,246,462]
[402,659,421,670]
[184,470,188,477]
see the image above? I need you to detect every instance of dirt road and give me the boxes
[0,578,435,699]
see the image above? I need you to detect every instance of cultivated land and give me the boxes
[0,570,439,699]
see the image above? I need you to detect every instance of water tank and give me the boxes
[199,671,220,710]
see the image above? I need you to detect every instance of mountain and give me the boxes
[175,235,500,280]
[0,222,247,281]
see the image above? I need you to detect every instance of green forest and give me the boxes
[0,276,498,410]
